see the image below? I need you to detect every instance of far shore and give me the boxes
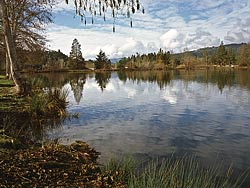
[1,64,248,75]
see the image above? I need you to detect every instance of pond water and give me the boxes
[30,70,250,179]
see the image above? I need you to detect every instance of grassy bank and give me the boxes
[0,75,28,112]
[0,74,69,115]
[0,75,15,87]
[0,78,102,186]
[0,74,70,150]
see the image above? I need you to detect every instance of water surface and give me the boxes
[40,70,250,174]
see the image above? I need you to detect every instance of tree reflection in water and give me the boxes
[69,74,86,104]
[117,71,174,90]
[95,71,111,92]
[13,69,250,144]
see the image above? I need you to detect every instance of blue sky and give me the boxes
[47,0,250,59]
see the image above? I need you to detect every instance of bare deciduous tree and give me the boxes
[0,0,52,94]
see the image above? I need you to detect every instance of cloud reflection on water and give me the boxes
[50,71,250,171]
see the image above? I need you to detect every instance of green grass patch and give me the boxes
[0,87,28,112]
[102,156,249,188]
[0,75,14,87]
[0,75,6,79]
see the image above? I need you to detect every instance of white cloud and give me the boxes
[47,0,250,58]
[160,29,179,49]
[225,18,250,43]
[47,24,159,59]
[183,28,220,50]
[119,38,145,54]
[147,42,158,52]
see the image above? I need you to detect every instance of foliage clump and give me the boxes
[29,88,69,119]
[237,43,250,67]
[95,50,111,70]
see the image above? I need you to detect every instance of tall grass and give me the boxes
[102,155,136,184]
[0,88,69,145]
[103,156,249,188]
[29,88,69,118]
[46,88,69,117]
[27,77,69,119]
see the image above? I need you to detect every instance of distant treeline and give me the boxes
[1,42,249,72]
[116,42,250,70]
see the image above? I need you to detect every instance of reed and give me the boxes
[103,155,136,184]
[29,88,69,118]
[103,156,249,188]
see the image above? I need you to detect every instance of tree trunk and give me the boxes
[0,0,24,94]
[5,52,11,79]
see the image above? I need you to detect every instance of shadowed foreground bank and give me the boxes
[0,141,125,187]
[0,140,249,187]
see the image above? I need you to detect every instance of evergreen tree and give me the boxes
[237,44,250,67]
[69,38,85,69]
[227,48,236,65]
[217,41,227,66]
[163,51,171,65]
[95,50,111,70]
[69,39,83,61]
[116,57,128,69]
[210,53,217,65]
[156,48,164,64]
[0,0,143,94]
[203,50,209,66]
